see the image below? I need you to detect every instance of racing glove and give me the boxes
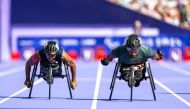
[71,80,77,90]
[24,79,31,88]
[157,49,163,60]
[101,58,109,66]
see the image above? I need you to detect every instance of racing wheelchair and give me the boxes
[28,61,73,100]
[109,61,156,101]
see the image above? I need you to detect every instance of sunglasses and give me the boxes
[126,47,140,53]
[45,52,56,60]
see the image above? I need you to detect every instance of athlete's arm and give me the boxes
[101,53,115,65]
[144,45,163,61]
[151,50,163,60]
[101,46,122,66]
[61,52,77,90]
[24,52,41,87]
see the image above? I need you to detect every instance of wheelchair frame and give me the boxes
[28,62,73,100]
[109,61,156,101]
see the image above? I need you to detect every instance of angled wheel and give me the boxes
[148,63,156,90]
[29,62,39,98]
[145,62,156,101]
[109,62,120,100]
[147,67,156,101]
[64,63,73,99]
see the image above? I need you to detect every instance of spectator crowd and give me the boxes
[108,0,190,30]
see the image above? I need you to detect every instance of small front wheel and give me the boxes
[49,84,51,100]
[48,66,53,99]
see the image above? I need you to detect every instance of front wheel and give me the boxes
[48,66,53,100]
[49,84,51,100]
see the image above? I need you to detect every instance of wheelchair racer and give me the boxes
[24,41,77,90]
[101,34,163,87]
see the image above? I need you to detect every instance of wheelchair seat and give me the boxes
[119,63,146,87]
[40,64,62,77]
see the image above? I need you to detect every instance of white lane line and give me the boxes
[0,79,43,104]
[0,66,24,77]
[154,79,190,107]
[91,62,103,109]
[155,62,190,107]
[158,62,190,76]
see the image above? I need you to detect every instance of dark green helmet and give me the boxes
[45,41,59,55]
[126,34,141,48]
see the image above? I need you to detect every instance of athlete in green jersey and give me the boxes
[101,34,163,87]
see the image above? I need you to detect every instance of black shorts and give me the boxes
[120,63,145,72]
[120,63,146,81]
[40,65,62,76]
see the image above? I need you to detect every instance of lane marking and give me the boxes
[158,62,190,76]
[91,62,103,109]
[155,62,190,107]
[0,66,24,77]
[0,79,43,104]
[154,79,190,107]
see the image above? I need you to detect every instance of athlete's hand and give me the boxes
[157,49,163,60]
[71,80,77,90]
[101,58,109,66]
[24,79,31,88]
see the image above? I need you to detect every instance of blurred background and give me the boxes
[1,0,190,62]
